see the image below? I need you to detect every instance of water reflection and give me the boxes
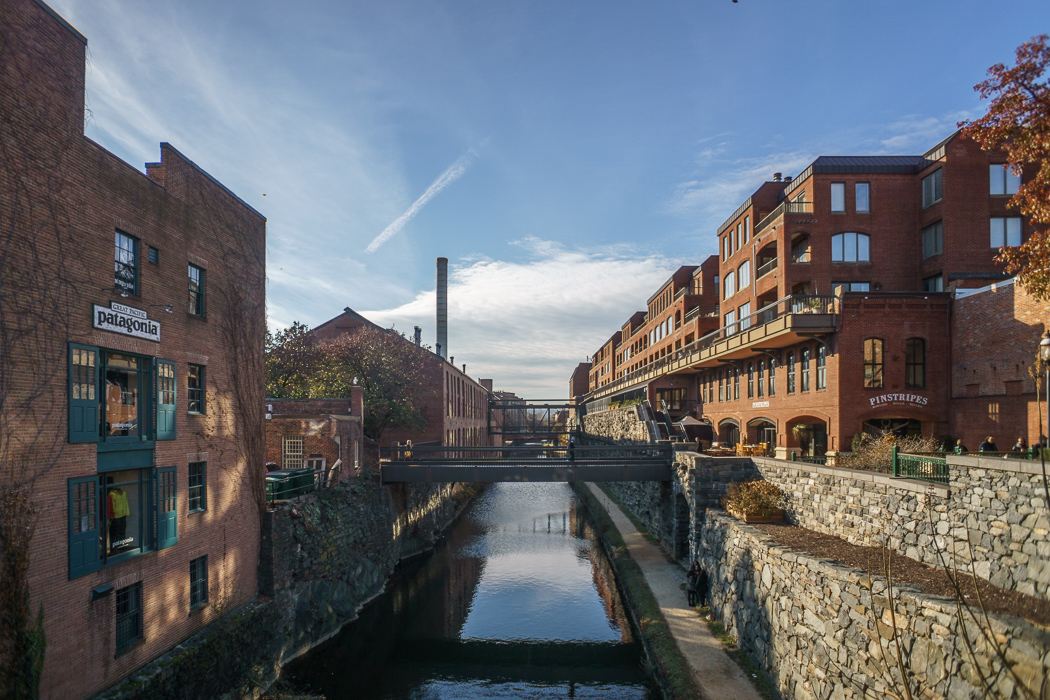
[285,483,653,699]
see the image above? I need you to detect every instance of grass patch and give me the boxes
[574,484,702,700]
[702,610,778,700]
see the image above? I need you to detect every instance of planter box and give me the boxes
[727,507,784,524]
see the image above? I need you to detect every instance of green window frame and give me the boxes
[188,264,205,316]
[69,344,99,443]
[157,360,176,441]
[68,476,101,578]
[190,555,208,609]
[187,364,205,414]
[115,582,143,654]
[188,462,206,513]
[155,467,177,550]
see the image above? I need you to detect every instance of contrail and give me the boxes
[366,146,478,253]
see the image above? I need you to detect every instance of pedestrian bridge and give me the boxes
[380,444,673,484]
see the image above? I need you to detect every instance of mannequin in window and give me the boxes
[108,487,130,550]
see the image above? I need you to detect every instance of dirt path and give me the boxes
[583,483,763,700]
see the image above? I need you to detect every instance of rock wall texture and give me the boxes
[700,511,1049,700]
[582,405,653,443]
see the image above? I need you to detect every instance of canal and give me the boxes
[283,482,657,699]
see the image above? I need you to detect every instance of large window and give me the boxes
[832,232,870,262]
[283,436,304,470]
[817,346,826,390]
[791,236,811,263]
[863,338,884,388]
[787,352,796,394]
[114,231,138,296]
[190,556,208,609]
[116,582,143,654]
[723,272,736,300]
[738,302,752,331]
[724,309,737,336]
[830,182,845,212]
[103,353,143,440]
[801,347,810,392]
[922,169,942,208]
[189,461,207,513]
[737,261,751,291]
[990,164,1021,195]
[990,217,1022,248]
[188,264,205,316]
[188,365,205,414]
[906,338,926,388]
[856,183,870,212]
[922,221,943,259]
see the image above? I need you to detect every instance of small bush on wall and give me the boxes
[721,480,784,516]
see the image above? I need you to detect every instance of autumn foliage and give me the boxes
[961,35,1050,299]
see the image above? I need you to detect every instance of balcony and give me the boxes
[755,200,813,236]
[586,295,838,401]
[757,257,778,279]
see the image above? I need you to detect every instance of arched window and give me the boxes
[832,232,870,262]
[817,345,827,390]
[801,347,810,392]
[906,338,926,388]
[864,338,884,388]
[787,352,796,394]
[769,357,776,396]
[747,363,754,399]
[737,260,751,291]
[757,360,765,398]
[724,271,736,300]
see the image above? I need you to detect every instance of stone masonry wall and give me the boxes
[582,405,652,442]
[700,512,1050,700]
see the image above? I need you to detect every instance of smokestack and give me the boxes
[413,326,421,345]
[772,172,782,182]
[436,257,448,360]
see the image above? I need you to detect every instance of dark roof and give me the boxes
[811,155,928,174]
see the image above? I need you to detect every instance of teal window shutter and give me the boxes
[155,467,177,549]
[69,476,101,578]
[68,344,99,443]
[156,360,176,440]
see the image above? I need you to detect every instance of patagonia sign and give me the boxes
[93,302,161,342]
[869,393,928,408]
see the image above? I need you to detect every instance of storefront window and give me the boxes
[104,353,141,438]
[104,469,147,557]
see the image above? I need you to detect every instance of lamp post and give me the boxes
[1041,332,1050,446]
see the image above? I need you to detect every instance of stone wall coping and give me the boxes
[946,453,1050,477]
[751,456,949,498]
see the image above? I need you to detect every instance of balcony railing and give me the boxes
[757,257,778,278]
[755,200,813,235]
[791,248,810,264]
[586,295,838,400]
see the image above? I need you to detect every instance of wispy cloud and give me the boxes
[361,239,684,397]
[365,145,480,253]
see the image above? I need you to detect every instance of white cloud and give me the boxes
[360,240,684,398]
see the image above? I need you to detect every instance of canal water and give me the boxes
[284,482,656,699]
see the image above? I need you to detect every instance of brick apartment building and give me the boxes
[0,0,266,696]
[579,131,1046,457]
[265,392,366,485]
[310,307,497,449]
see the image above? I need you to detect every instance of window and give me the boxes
[114,231,138,295]
[69,345,99,443]
[800,347,810,392]
[188,462,206,512]
[863,338,884,388]
[906,338,926,388]
[733,368,739,400]
[832,232,870,262]
[148,246,159,264]
[718,372,724,402]
[856,183,870,212]
[736,223,742,250]
[190,556,208,609]
[787,352,796,394]
[721,236,727,261]
[831,182,845,212]
[157,360,176,441]
[817,346,826,390]
[116,582,143,654]
[747,363,754,399]
[923,275,944,292]
[990,217,1022,248]
[187,364,205,414]
[744,216,750,242]
[832,281,870,294]
[723,272,736,300]
[990,164,1021,195]
[791,237,810,263]
[737,261,751,291]
[724,309,736,336]
[757,361,765,398]
[283,436,304,470]
[768,357,776,397]
[738,302,751,331]
[922,221,943,259]
[188,264,205,316]
[103,353,143,440]
[922,169,942,208]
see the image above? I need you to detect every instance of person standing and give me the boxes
[1011,437,1028,453]
[696,566,710,608]
[686,561,700,606]
[979,436,997,452]
[954,439,968,454]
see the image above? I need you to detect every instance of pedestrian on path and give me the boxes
[686,561,701,606]
[696,566,709,608]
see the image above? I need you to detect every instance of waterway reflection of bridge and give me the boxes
[381,444,674,483]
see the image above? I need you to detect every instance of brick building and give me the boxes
[265,392,366,485]
[580,131,1046,456]
[311,307,497,449]
[0,0,267,697]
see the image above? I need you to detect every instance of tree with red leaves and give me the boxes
[961,35,1050,298]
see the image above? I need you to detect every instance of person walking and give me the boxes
[686,561,701,606]
[979,436,997,452]
[696,566,710,608]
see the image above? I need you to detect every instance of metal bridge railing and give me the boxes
[892,448,948,484]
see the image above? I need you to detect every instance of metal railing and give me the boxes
[265,467,317,502]
[755,200,813,235]
[757,257,778,278]
[791,453,827,465]
[892,448,948,484]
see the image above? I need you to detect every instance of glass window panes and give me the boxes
[738,302,751,330]
[906,338,926,388]
[158,361,175,406]
[72,347,96,402]
[787,352,796,394]
[990,164,1021,195]
[116,582,143,653]
[188,365,205,413]
[856,183,870,212]
[757,361,765,397]
[830,183,845,212]
[104,353,140,438]
[801,347,810,392]
[923,275,944,292]
[188,264,205,316]
[737,261,751,291]
[114,231,137,295]
[922,169,942,208]
[283,437,304,470]
[747,363,754,399]
[190,556,208,609]
[922,221,943,259]
[189,462,206,512]
[723,272,736,300]
[864,338,884,388]
[105,469,146,557]
[832,281,870,294]
[832,232,870,262]
[817,346,827,390]
[990,218,1022,248]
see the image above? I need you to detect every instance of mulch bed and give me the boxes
[751,521,1050,628]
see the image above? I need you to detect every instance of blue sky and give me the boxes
[49,0,1048,397]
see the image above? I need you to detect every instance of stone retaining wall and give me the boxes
[582,405,652,443]
[700,511,1050,700]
